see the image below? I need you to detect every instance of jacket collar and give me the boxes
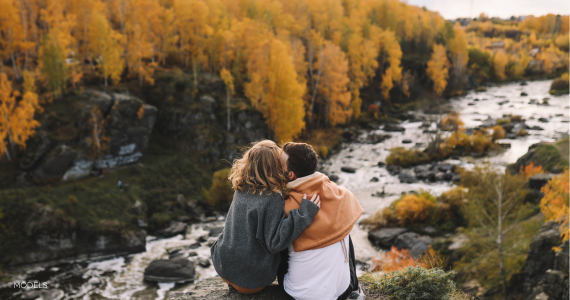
[286,172,323,190]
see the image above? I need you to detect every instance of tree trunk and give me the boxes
[226,88,231,131]
[496,182,507,295]
[11,53,20,79]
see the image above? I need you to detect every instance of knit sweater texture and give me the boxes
[210,188,319,289]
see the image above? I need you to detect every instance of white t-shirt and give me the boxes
[284,234,350,300]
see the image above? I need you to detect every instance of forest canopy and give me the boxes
[0,0,568,144]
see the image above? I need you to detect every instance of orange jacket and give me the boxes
[284,172,363,252]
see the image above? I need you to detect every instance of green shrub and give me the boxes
[203,168,233,206]
[362,266,457,300]
[386,147,431,167]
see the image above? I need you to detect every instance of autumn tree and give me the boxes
[0,0,27,78]
[88,12,125,89]
[318,42,351,126]
[493,51,508,81]
[220,68,234,131]
[448,23,469,86]
[0,73,40,161]
[245,39,306,142]
[173,0,212,93]
[540,169,569,242]
[426,44,450,96]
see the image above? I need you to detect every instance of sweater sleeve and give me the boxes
[258,197,319,254]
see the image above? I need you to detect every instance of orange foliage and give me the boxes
[318,42,352,126]
[540,169,569,242]
[395,194,436,225]
[521,162,544,179]
[371,246,439,272]
[493,51,508,81]
[367,104,379,116]
[441,111,464,132]
[491,125,505,141]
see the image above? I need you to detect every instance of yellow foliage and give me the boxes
[441,111,464,131]
[319,146,328,158]
[318,42,352,126]
[245,39,306,142]
[491,125,505,141]
[0,73,40,160]
[540,169,569,242]
[395,194,436,225]
[493,51,508,81]
[89,12,125,87]
[426,44,450,96]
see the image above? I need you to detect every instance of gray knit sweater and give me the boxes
[210,188,319,289]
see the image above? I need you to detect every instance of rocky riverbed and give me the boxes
[0,80,567,300]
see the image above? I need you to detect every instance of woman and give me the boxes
[211,140,321,294]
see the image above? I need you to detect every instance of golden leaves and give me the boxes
[540,169,570,242]
[426,44,450,96]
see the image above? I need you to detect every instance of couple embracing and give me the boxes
[210,140,365,300]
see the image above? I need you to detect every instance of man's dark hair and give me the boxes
[282,142,318,178]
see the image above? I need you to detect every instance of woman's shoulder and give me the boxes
[234,187,283,202]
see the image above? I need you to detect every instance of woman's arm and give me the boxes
[258,194,320,254]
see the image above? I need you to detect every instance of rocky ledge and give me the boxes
[168,277,291,300]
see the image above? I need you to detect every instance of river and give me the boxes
[1,80,567,300]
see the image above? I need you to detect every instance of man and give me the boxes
[278,142,365,300]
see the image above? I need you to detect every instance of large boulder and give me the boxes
[383,124,405,132]
[393,232,434,258]
[398,171,418,183]
[368,228,408,248]
[144,257,196,282]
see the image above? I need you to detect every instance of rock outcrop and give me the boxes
[168,277,292,300]
[509,221,569,300]
[21,90,157,182]
[10,204,146,266]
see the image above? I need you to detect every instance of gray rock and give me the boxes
[551,166,564,174]
[437,164,456,173]
[370,177,379,182]
[386,165,401,175]
[435,172,446,182]
[377,162,386,167]
[160,222,187,237]
[137,219,148,228]
[368,228,408,248]
[402,139,413,144]
[422,226,440,236]
[366,133,391,144]
[209,227,224,237]
[398,171,418,183]
[529,174,556,190]
[197,258,211,268]
[521,92,528,96]
[144,257,195,283]
[33,145,78,179]
[538,118,549,123]
[383,124,405,132]
[341,167,356,173]
[393,232,434,258]
[19,131,53,170]
[199,95,217,114]
[132,200,143,215]
[329,175,339,182]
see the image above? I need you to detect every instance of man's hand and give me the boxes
[304,193,321,208]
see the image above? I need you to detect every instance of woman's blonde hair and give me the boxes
[229,140,288,194]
